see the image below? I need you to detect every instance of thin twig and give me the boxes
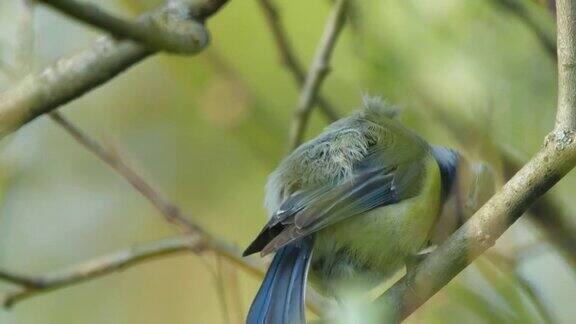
[47,112,261,275]
[0,235,202,307]
[16,0,35,76]
[49,112,200,233]
[0,270,41,289]
[516,273,555,324]
[373,1,576,319]
[36,0,218,54]
[0,232,328,313]
[214,255,232,324]
[490,0,556,59]
[0,60,18,80]
[255,0,339,122]
[485,251,555,324]
[287,0,348,151]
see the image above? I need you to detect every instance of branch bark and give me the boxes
[36,0,212,54]
[556,0,576,130]
[287,0,348,151]
[256,0,339,122]
[378,134,576,320]
[49,112,201,233]
[500,146,576,268]
[0,0,227,139]
[0,235,202,307]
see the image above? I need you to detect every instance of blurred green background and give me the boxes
[0,0,574,323]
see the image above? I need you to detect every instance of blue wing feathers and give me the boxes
[430,146,460,201]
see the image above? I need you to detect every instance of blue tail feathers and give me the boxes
[246,239,313,324]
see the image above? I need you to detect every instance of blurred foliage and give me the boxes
[0,0,575,323]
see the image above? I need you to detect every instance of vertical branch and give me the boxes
[287,0,348,151]
[256,0,339,122]
[0,61,18,80]
[214,255,232,324]
[16,0,35,76]
[556,0,576,130]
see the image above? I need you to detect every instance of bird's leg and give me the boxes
[406,245,437,272]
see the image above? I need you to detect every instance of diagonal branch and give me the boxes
[47,111,267,276]
[378,134,576,321]
[0,270,40,289]
[21,110,329,313]
[0,0,227,139]
[419,94,576,268]
[255,0,339,122]
[46,111,263,276]
[500,145,576,268]
[0,233,329,313]
[49,112,200,234]
[0,235,202,307]
[287,0,348,151]
[36,0,216,54]
[375,0,576,320]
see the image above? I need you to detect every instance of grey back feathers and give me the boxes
[265,98,408,216]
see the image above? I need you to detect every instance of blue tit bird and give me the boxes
[243,97,461,324]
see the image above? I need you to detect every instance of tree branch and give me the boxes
[0,0,227,139]
[500,145,576,268]
[255,0,339,122]
[287,0,348,151]
[378,135,576,320]
[0,235,202,307]
[36,0,215,54]
[556,0,576,130]
[0,270,40,289]
[374,1,576,319]
[420,94,576,268]
[49,112,201,234]
[0,233,329,314]
[29,112,331,314]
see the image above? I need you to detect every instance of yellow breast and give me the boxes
[311,155,442,293]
